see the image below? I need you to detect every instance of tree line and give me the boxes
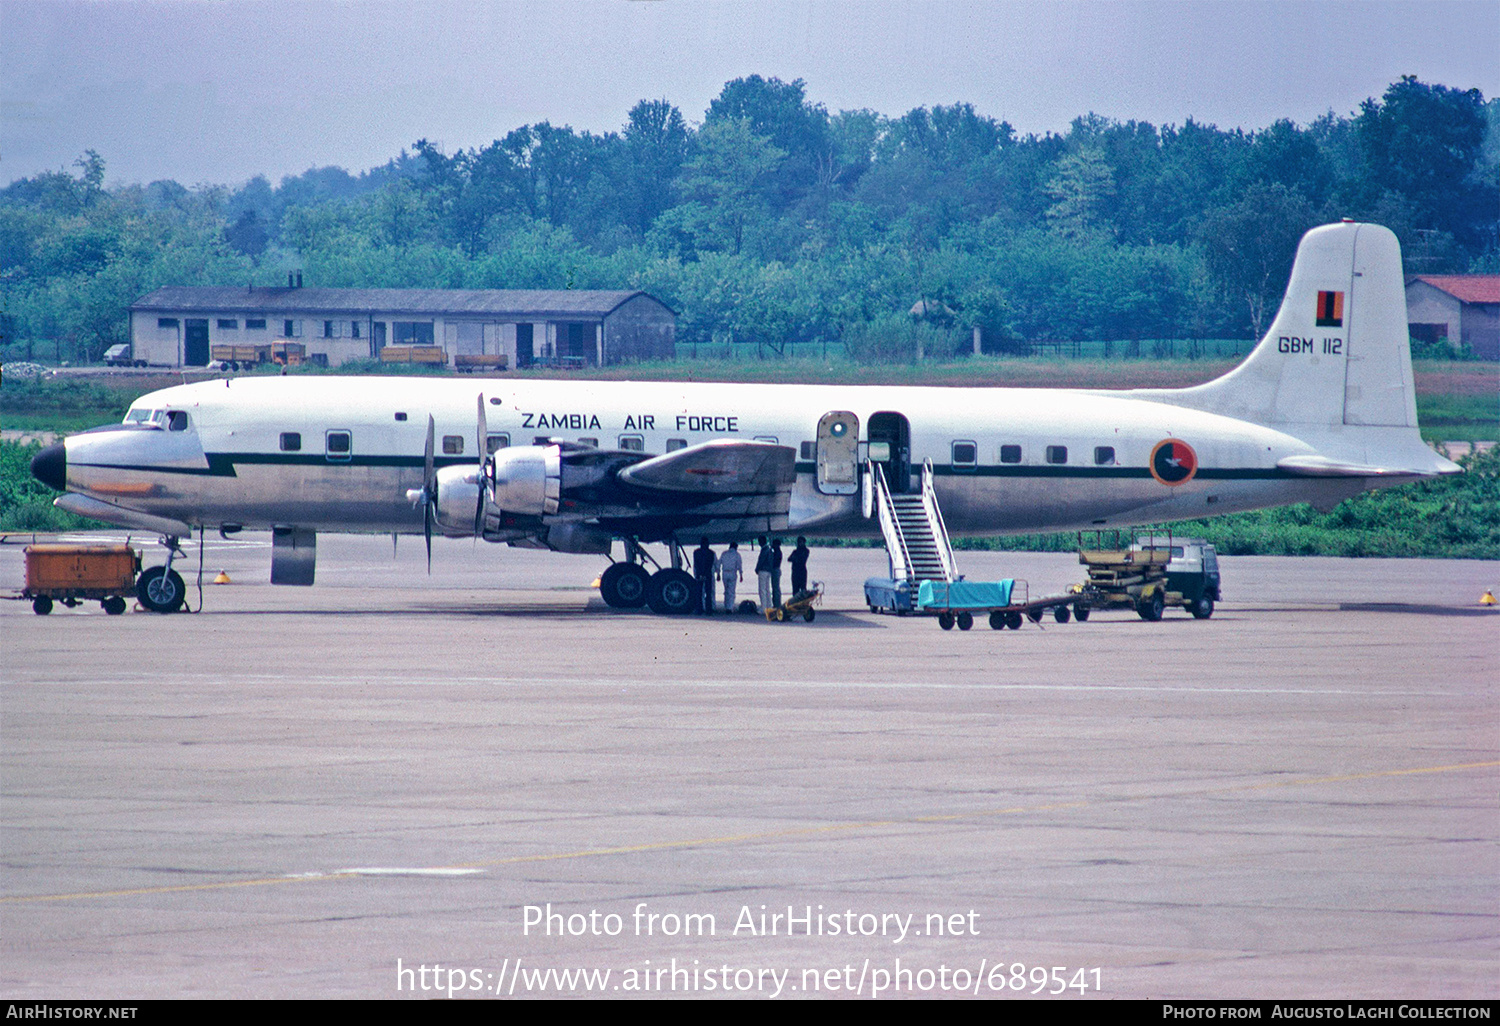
[2,75,1495,365]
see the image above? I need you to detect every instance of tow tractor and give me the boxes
[1069,532,1221,621]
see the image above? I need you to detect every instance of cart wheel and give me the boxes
[1006,611,1023,630]
[32,596,53,615]
[62,597,79,608]
[102,596,127,615]
[938,613,955,630]
[956,612,973,631]
[989,611,1006,630]
[1026,607,1043,623]
[775,608,785,621]
[1190,594,1214,619]
[1053,604,1071,624]
[1074,603,1090,622]
[803,608,816,622]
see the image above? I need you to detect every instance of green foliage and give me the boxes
[0,440,106,531]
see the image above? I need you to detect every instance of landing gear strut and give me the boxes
[137,536,187,613]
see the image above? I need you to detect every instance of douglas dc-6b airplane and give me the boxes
[30,221,1458,614]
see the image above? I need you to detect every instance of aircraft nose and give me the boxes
[31,441,66,491]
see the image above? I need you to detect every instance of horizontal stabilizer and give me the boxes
[1275,454,1458,478]
[618,439,797,495]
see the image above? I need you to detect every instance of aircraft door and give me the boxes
[868,411,911,493]
[816,411,860,495]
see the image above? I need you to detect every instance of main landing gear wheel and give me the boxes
[1190,594,1215,619]
[599,563,650,609]
[645,568,696,616]
[137,566,186,613]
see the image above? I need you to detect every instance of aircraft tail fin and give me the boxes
[1161,221,1418,430]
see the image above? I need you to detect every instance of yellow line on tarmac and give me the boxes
[4,760,1495,904]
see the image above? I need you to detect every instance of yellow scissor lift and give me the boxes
[1069,531,1177,622]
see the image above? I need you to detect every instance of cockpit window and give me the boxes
[125,408,166,426]
[167,411,189,431]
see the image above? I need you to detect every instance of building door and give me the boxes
[184,319,210,366]
[867,411,911,493]
[516,324,534,368]
[816,411,860,495]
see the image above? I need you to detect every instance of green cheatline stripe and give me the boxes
[77,454,1290,481]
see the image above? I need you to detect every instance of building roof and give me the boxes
[1407,275,1500,305]
[131,286,670,319]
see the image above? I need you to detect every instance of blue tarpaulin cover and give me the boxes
[918,579,1014,610]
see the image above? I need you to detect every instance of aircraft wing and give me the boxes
[617,439,797,495]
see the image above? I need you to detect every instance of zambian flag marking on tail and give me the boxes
[1316,290,1344,327]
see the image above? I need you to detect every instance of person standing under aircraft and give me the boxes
[718,541,743,613]
[756,537,773,613]
[693,539,717,614]
[789,537,810,597]
[770,538,783,609]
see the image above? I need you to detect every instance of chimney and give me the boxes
[288,272,295,288]
[296,272,303,288]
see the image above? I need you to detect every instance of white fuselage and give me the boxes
[62,374,1371,541]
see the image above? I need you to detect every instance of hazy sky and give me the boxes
[4,0,1497,189]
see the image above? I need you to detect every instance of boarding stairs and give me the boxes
[869,459,958,585]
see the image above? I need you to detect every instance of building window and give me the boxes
[393,321,435,345]
[283,319,303,338]
[951,441,978,467]
[442,435,464,455]
[323,320,335,338]
[1000,444,1022,464]
[280,432,301,452]
[217,319,238,331]
[350,321,361,339]
[1046,445,1068,464]
[158,318,179,330]
[1094,446,1116,465]
[246,318,267,330]
[618,435,644,452]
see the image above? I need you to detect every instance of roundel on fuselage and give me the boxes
[1150,439,1198,486]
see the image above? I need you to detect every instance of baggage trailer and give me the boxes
[21,544,141,615]
[766,584,823,622]
[916,578,1082,631]
[210,343,271,369]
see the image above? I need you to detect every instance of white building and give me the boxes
[128,283,676,368]
[1404,275,1500,360]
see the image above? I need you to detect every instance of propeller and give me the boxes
[410,414,434,573]
[474,394,488,538]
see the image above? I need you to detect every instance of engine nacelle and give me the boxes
[491,445,561,515]
[435,465,482,536]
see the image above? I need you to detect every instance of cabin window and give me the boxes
[951,441,978,467]
[394,412,407,422]
[325,430,352,461]
[1046,445,1068,464]
[486,433,509,454]
[280,432,301,452]
[799,440,816,460]
[1000,444,1022,464]
[246,318,266,330]
[217,319,238,331]
[1094,446,1116,465]
[442,435,464,455]
[666,438,687,451]
[578,437,598,448]
[618,435,644,452]
[167,411,189,432]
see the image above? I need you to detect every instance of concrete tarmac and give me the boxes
[1,534,1496,1000]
